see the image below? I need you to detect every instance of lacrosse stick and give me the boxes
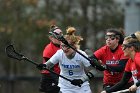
[112,89,129,93]
[57,34,90,61]
[53,33,105,70]
[5,44,72,83]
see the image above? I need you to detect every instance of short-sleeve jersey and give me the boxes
[125,52,140,83]
[41,42,60,74]
[49,49,91,88]
[94,45,127,85]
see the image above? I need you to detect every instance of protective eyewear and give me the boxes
[122,44,131,50]
[130,34,137,39]
[105,35,116,40]
[61,44,70,49]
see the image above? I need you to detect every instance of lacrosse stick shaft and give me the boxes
[112,89,129,93]
[68,45,91,62]
[57,35,106,71]
[23,57,72,82]
[5,45,72,82]
[53,33,92,62]
[53,34,89,61]
[23,57,38,66]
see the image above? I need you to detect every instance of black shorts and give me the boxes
[39,73,60,93]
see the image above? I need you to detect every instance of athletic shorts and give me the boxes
[60,84,92,93]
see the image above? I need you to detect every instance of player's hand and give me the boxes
[90,58,106,71]
[98,60,108,70]
[129,84,137,92]
[36,64,46,70]
[71,79,83,87]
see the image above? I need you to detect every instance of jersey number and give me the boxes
[68,70,73,75]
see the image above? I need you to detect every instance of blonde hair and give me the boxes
[124,31,140,52]
[64,27,83,49]
[135,31,140,41]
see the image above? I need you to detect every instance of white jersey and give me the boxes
[49,49,91,89]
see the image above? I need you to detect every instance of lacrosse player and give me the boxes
[39,25,63,93]
[89,28,133,90]
[101,31,140,93]
[37,27,95,93]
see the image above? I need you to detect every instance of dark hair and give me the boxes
[106,28,125,44]
[50,25,59,32]
[48,25,62,37]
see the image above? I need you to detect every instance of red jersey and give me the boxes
[94,45,127,85]
[41,42,60,74]
[125,52,140,82]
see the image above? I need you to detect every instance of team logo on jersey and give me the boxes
[131,69,138,75]
[131,69,138,80]
[112,56,115,59]
[61,64,80,69]
[106,60,119,65]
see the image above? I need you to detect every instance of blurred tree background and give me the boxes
[0,0,124,93]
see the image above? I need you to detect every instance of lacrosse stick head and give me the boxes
[5,45,24,61]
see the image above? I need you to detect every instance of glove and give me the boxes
[90,58,106,71]
[36,64,46,70]
[71,79,83,87]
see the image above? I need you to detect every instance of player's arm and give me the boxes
[36,60,55,70]
[37,57,54,70]
[89,55,106,71]
[104,71,132,93]
[84,48,106,71]
[38,50,60,70]
[90,54,128,72]
[71,66,95,86]
[81,66,95,81]
[43,57,55,69]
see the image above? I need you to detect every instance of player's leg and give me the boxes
[50,73,60,93]
[39,74,59,93]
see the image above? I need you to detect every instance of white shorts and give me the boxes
[60,84,92,93]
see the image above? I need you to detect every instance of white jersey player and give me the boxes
[37,27,95,93]
[49,49,93,93]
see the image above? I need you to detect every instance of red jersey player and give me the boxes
[101,31,140,93]
[39,25,63,93]
[90,28,133,90]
